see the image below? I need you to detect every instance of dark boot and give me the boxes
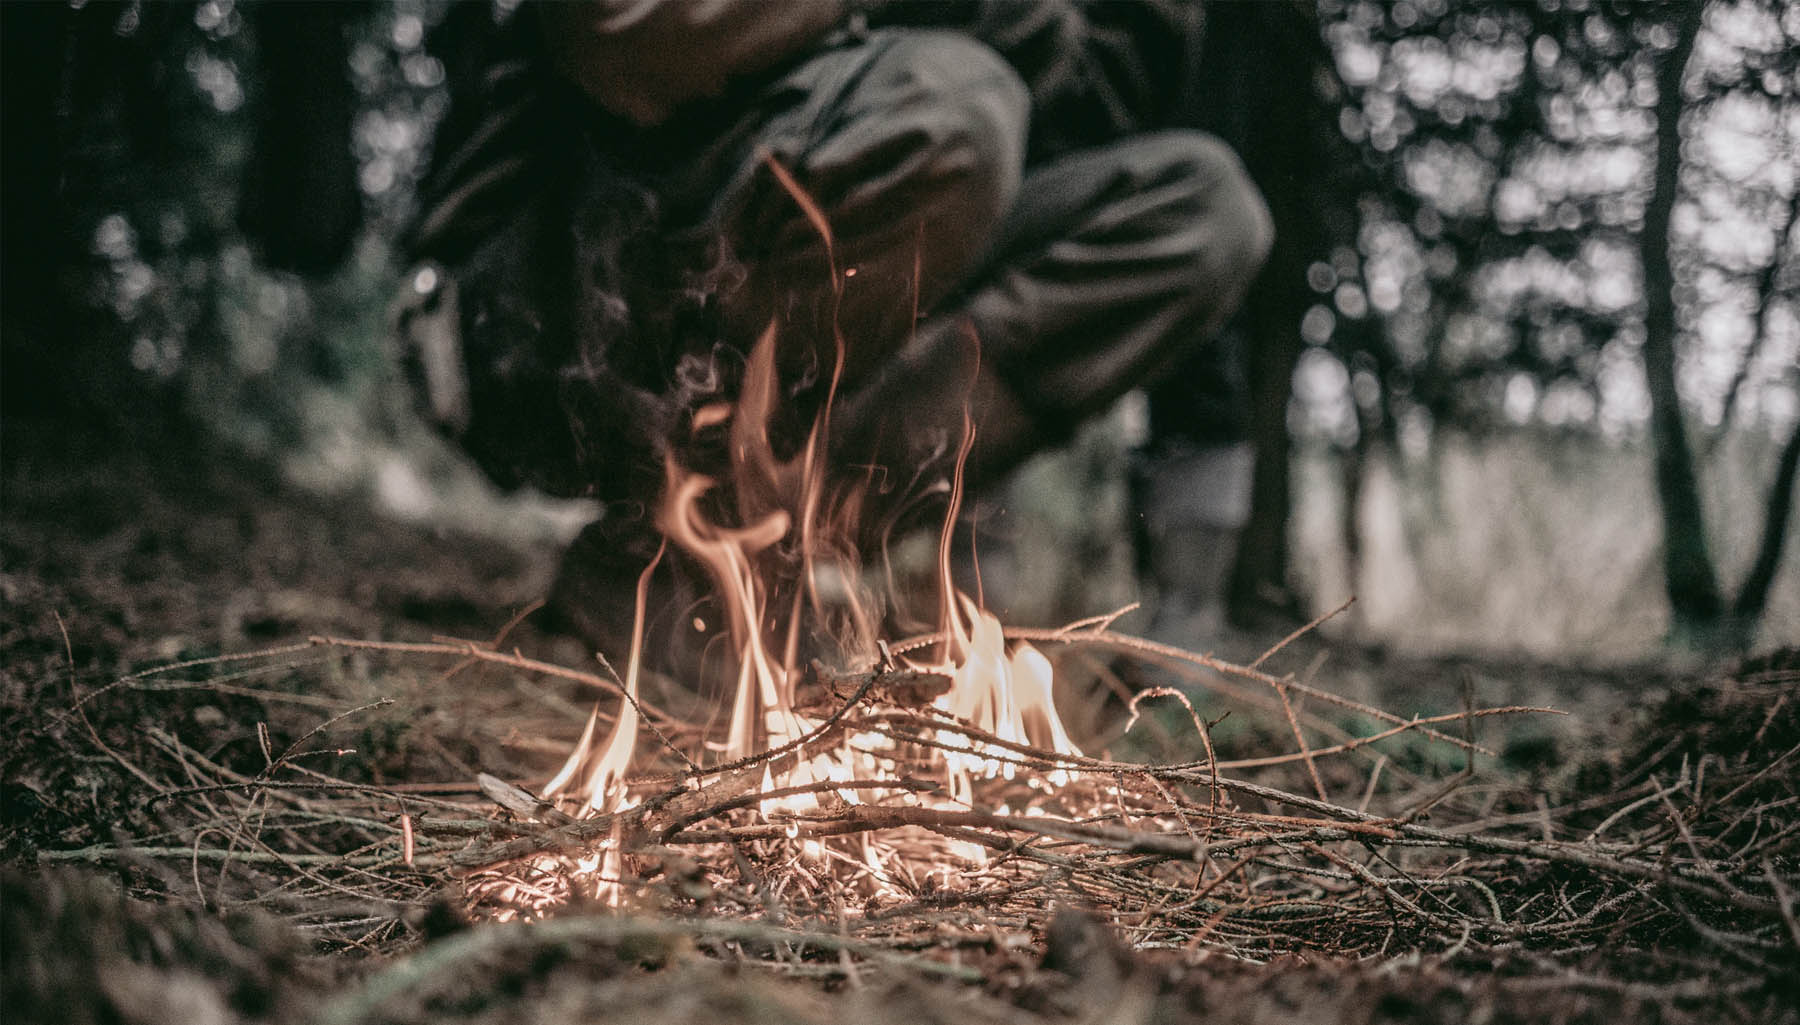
[543,510,726,696]
[1132,441,1254,645]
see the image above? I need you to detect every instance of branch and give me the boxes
[1732,412,1800,625]
[1711,182,1800,444]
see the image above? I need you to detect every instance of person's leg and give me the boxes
[406,22,1032,496]
[544,29,1036,682]
[830,130,1274,510]
[1131,318,1257,640]
[662,29,1032,435]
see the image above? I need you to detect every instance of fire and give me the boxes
[505,160,1086,915]
[506,311,1088,911]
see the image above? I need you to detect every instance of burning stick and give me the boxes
[790,660,952,716]
[477,772,576,826]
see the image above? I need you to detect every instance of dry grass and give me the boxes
[25,612,1799,1025]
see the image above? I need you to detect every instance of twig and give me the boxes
[41,845,436,869]
[307,635,684,727]
[593,649,700,773]
[1761,859,1800,953]
[1249,596,1355,671]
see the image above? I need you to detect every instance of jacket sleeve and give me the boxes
[866,0,1204,161]
[537,0,847,126]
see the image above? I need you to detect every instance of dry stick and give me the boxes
[144,766,474,816]
[306,635,685,728]
[857,870,1066,924]
[1142,773,1208,850]
[892,697,1552,779]
[866,706,1581,887]
[1249,596,1357,672]
[88,632,1785,949]
[65,639,325,712]
[1583,776,1687,844]
[1397,677,1481,825]
[1392,822,1778,917]
[1008,627,1500,756]
[656,778,939,843]
[1761,859,1800,953]
[1307,842,1440,925]
[43,845,438,869]
[1652,778,1771,912]
[668,804,1384,862]
[1429,778,1651,837]
[592,649,700,773]
[1274,679,1329,801]
[1751,691,1790,746]
[1215,706,1555,770]
[1053,601,1143,635]
[55,611,169,794]
[668,806,1064,847]
[1139,765,1780,915]
[234,829,415,908]
[636,664,890,785]
[1363,843,1475,924]
[439,598,548,683]
[845,712,1543,931]
[267,698,395,776]
[446,815,631,872]
[96,665,350,710]
[861,711,1394,823]
[1711,738,1800,812]
[1125,686,1223,823]
[1716,743,1800,844]
[477,773,577,826]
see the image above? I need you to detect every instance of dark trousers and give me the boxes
[410,25,1272,675]
[424,27,1272,517]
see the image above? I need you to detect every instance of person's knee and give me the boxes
[818,30,1029,250]
[1121,131,1273,309]
[1188,134,1274,297]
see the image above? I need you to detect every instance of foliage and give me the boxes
[1300,0,1797,447]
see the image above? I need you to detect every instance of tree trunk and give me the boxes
[1732,418,1800,635]
[1639,0,1722,647]
[1232,244,1307,623]
[1178,0,1359,627]
[239,2,363,275]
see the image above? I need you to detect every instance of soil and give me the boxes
[3,414,1796,1025]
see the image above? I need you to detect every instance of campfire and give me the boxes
[38,440,1800,1011]
[419,257,1547,930]
[30,172,1798,1021]
[467,308,1126,916]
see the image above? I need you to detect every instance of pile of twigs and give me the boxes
[40,626,1800,980]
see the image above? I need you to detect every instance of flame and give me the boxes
[542,542,662,815]
[531,159,1085,909]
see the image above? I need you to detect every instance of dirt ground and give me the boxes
[3,414,1796,1024]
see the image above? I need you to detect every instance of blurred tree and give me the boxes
[1641,0,1724,644]
[1311,0,1797,652]
[1,0,201,436]
[1160,0,1369,627]
[238,2,365,276]
[1641,0,1799,650]
[1,0,441,458]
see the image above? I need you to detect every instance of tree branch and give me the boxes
[1732,412,1800,626]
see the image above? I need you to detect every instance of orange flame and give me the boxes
[542,542,662,814]
[541,155,1084,903]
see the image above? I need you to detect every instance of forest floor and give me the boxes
[3,414,1796,1025]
